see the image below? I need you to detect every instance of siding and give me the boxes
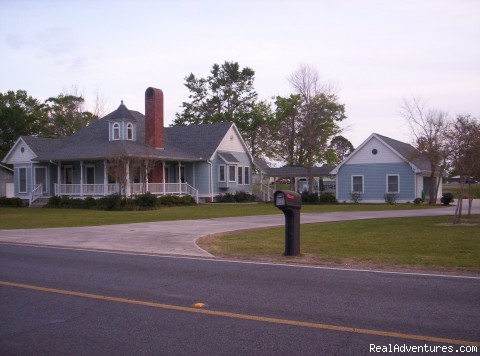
[194,162,212,197]
[217,126,246,152]
[6,140,36,164]
[213,152,252,194]
[337,163,416,202]
[348,137,403,165]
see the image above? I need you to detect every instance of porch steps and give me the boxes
[30,197,50,208]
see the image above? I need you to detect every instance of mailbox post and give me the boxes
[274,190,302,256]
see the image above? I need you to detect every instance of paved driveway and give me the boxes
[0,200,478,257]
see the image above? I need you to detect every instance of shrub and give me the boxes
[135,192,157,208]
[440,192,454,206]
[413,198,423,205]
[319,192,337,204]
[180,195,196,205]
[83,197,97,207]
[301,191,319,203]
[384,193,398,205]
[0,196,25,207]
[215,192,236,203]
[97,194,123,210]
[349,191,363,204]
[46,196,62,208]
[235,191,256,202]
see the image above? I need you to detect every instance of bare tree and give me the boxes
[288,65,346,193]
[401,96,451,204]
[446,115,480,221]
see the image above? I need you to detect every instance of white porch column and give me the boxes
[57,161,61,195]
[125,160,131,196]
[145,160,149,193]
[103,160,108,196]
[162,161,166,194]
[80,160,84,197]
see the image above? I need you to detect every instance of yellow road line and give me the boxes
[1,280,478,347]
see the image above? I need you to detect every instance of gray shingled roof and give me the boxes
[376,133,431,172]
[28,103,234,162]
[252,157,333,177]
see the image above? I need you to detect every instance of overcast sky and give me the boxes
[1,0,479,147]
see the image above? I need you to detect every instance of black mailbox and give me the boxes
[274,190,301,256]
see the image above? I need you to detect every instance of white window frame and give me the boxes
[218,165,226,182]
[386,174,400,193]
[228,165,237,183]
[112,122,121,140]
[18,167,27,193]
[244,166,250,185]
[351,175,364,193]
[126,122,134,141]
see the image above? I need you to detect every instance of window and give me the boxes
[229,165,236,182]
[19,168,27,193]
[244,166,250,185]
[65,166,73,185]
[219,165,226,182]
[237,166,243,184]
[126,123,134,140]
[387,175,399,193]
[112,123,120,140]
[352,175,363,193]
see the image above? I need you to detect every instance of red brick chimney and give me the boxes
[145,87,164,149]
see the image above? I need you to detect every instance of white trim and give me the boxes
[126,122,134,141]
[331,133,422,174]
[386,174,400,193]
[2,137,37,164]
[209,123,254,162]
[112,122,121,140]
[351,175,364,193]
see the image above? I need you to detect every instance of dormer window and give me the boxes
[112,123,120,140]
[126,123,134,140]
[109,121,136,141]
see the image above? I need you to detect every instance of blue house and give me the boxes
[2,87,254,204]
[331,133,442,203]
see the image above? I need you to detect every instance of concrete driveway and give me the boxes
[0,200,478,257]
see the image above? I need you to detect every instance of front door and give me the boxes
[35,167,47,194]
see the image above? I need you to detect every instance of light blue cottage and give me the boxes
[331,133,442,203]
[2,87,254,204]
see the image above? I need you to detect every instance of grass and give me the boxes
[0,203,442,229]
[443,183,480,199]
[199,215,480,273]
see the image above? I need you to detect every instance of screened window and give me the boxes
[352,175,363,193]
[229,165,236,182]
[387,175,399,193]
[244,166,250,185]
[19,168,27,193]
[219,165,225,182]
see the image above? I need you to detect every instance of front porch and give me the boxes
[54,182,199,202]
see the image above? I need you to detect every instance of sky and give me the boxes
[1,0,479,148]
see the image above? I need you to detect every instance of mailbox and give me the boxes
[274,190,301,256]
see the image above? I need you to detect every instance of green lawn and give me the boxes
[199,215,480,273]
[0,203,439,229]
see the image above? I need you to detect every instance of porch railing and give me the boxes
[55,183,120,196]
[29,184,43,205]
[54,183,199,203]
[131,183,199,203]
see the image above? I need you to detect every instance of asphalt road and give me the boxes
[1,244,479,355]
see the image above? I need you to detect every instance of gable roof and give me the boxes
[330,133,431,174]
[19,103,236,162]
